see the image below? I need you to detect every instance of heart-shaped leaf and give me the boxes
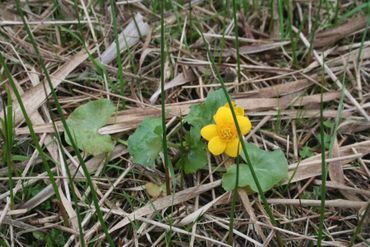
[222,142,288,192]
[128,117,163,167]
[66,99,115,156]
[185,89,227,130]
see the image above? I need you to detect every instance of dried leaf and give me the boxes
[0,49,89,125]
[145,182,165,198]
[315,16,368,48]
[100,13,150,64]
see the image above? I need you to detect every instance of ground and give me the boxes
[0,0,369,246]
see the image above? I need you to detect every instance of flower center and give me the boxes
[218,123,236,142]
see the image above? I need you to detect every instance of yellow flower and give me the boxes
[224,102,244,116]
[200,103,252,157]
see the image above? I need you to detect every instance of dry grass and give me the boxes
[0,0,369,246]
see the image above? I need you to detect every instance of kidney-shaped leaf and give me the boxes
[66,99,115,156]
[128,117,163,167]
[222,142,288,192]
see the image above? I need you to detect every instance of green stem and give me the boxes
[160,0,172,196]
[317,82,328,247]
[228,156,239,245]
[307,0,323,64]
[159,4,175,245]
[228,0,242,244]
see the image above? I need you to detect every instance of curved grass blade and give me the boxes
[14,1,115,245]
[0,53,62,208]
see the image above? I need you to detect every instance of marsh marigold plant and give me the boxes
[200,102,252,157]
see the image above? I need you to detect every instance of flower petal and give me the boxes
[224,138,241,157]
[235,106,244,116]
[213,106,233,125]
[237,115,252,135]
[200,124,218,141]
[208,136,226,155]
[224,101,236,108]
[224,102,244,116]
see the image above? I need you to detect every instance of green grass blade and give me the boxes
[277,0,285,38]
[54,130,87,247]
[109,0,125,91]
[317,81,328,247]
[350,202,370,245]
[307,0,323,63]
[159,0,173,196]
[343,2,369,19]
[228,155,239,245]
[228,0,242,244]
[0,53,62,203]
[1,89,15,207]
[356,7,370,66]
[14,1,116,245]
[159,0,176,244]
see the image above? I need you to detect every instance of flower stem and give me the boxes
[159,0,172,196]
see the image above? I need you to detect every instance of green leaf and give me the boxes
[177,127,208,174]
[66,99,115,156]
[323,120,334,129]
[12,154,30,162]
[47,229,66,247]
[299,145,313,159]
[184,89,227,129]
[128,117,163,167]
[316,133,331,150]
[32,231,45,241]
[222,142,288,192]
